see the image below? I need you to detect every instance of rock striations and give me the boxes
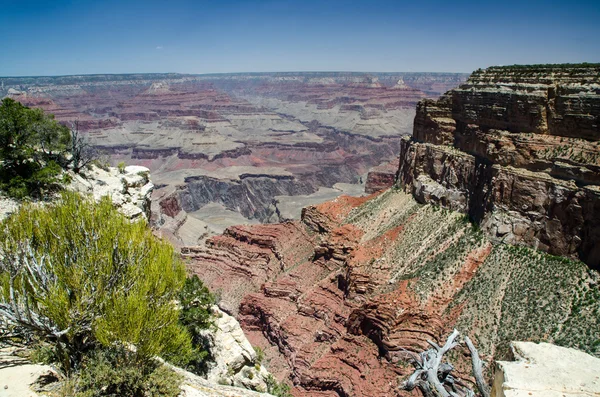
[398,64,600,267]
[183,65,600,396]
[184,189,600,396]
[1,72,468,245]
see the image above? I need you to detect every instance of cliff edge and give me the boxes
[398,64,600,267]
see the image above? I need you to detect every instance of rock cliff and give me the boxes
[184,188,600,396]
[180,65,600,396]
[398,64,600,267]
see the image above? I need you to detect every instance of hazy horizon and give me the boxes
[1,0,599,77]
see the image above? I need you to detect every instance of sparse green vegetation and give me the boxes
[0,98,70,198]
[448,239,600,358]
[265,374,293,397]
[254,346,265,365]
[0,192,208,393]
[69,345,183,397]
[177,274,216,375]
[348,189,600,361]
[493,63,600,70]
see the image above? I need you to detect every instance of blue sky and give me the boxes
[1,0,599,76]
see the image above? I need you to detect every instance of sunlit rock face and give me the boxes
[398,64,600,267]
[181,65,600,396]
[491,341,600,397]
[0,164,153,222]
[184,189,600,396]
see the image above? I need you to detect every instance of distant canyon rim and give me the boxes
[2,65,600,397]
[1,72,467,245]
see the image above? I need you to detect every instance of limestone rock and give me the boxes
[492,341,600,397]
[0,165,153,223]
[201,307,270,392]
[173,363,275,397]
[0,195,19,221]
[68,165,154,220]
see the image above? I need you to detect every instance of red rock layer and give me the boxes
[184,194,492,396]
[365,160,399,194]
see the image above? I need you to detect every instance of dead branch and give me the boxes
[464,336,489,397]
[401,329,489,397]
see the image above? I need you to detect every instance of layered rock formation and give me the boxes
[398,64,600,267]
[184,188,600,396]
[1,72,467,245]
[178,64,600,397]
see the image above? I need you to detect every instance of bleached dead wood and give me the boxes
[401,329,489,397]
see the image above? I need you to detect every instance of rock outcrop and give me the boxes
[0,164,154,222]
[185,188,600,396]
[202,307,271,391]
[491,341,600,397]
[69,164,154,220]
[398,64,600,267]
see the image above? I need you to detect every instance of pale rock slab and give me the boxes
[491,341,600,397]
[68,165,154,220]
[202,307,271,392]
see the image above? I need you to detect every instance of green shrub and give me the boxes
[117,161,126,173]
[29,341,58,365]
[177,274,215,374]
[265,375,293,397]
[0,191,192,372]
[72,346,183,397]
[253,346,265,365]
[0,98,70,198]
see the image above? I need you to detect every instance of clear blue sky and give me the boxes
[1,0,599,76]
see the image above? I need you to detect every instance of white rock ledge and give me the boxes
[492,341,600,397]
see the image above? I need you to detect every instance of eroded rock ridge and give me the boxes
[398,65,600,266]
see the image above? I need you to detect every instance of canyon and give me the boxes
[0,72,467,246]
[180,64,600,396]
[2,65,599,396]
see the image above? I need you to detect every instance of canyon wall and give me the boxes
[182,65,600,396]
[184,189,599,396]
[398,65,600,267]
[1,72,467,245]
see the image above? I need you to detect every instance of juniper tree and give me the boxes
[0,98,70,198]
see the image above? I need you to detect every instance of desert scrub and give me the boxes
[177,274,216,375]
[71,345,183,397]
[0,191,193,372]
[344,189,420,239]
[253,346,265,365]
[265,374,293,397]
[450,243,600,358]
